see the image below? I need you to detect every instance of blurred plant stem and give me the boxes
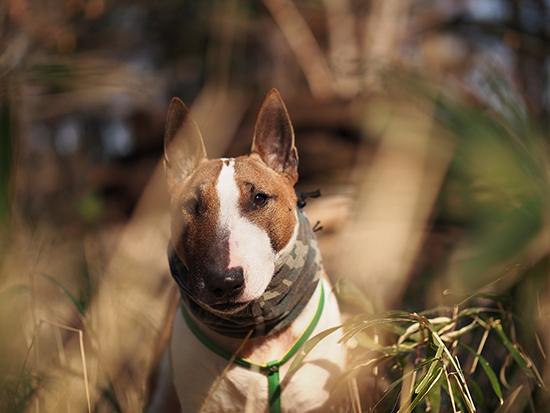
[362,0,410,90]
[263,0,335,100]
[0,74,13,229]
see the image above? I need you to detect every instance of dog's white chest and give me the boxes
[169,279,345,413]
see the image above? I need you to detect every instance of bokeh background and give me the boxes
[1,0,550,411]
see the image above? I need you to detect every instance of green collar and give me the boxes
[180,282,325,413]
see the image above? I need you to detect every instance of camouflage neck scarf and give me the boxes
[168,208,323,338]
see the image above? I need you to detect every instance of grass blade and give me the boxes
[287,326,341,375]
[399,367,443,413]
[415,342,443,395]
[39,273,86,316]
[426,368,442,413]
[491,319,541,384]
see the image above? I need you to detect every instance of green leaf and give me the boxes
[491,320,537,381]
[287,326,341,375]
[399,367,443,413]
[461,342,503,404]
[468,377,486,412]
[426,370,443,413]
[39,273,86,317]
[415,344,444,395]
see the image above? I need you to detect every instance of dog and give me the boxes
[150,89,347,413]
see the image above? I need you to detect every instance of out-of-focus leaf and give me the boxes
[27,63,77,93]
[352,331,383,350]
[333,278,374,314]
[335,354,391,387]
[458,196,545,286]
[468,378,486,412]
[434,75,548,291]
[457,306,500,318]
[39,273,86,317]
[0,283,29,298]
[77,192,105,223]
[0,95,12,225]
[494,385,524,413]
[340,311,418,344]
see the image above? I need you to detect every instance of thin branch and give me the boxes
[263,0,335,100]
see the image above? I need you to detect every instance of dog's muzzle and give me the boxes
[168,207,323,338]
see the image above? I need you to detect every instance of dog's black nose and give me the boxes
[208,267,244,300]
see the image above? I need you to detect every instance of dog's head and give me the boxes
[164,89,299,314]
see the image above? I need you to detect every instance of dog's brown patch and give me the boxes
[169,159,223,266]
[234,153,297,252]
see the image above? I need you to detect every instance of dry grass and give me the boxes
[1,1,550,412]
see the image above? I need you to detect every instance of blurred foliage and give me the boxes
[2,0,550,412]
[331,278,546,412]
[0,85,12,226]
[436,72,549,291]
[0,368,40,413]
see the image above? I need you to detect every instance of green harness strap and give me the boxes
[180,283,325,413]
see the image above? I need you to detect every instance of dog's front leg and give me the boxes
[146,347,181,413]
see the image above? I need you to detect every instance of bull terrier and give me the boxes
[153,89,346,413]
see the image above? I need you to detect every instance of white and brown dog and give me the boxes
[151,89,346,413]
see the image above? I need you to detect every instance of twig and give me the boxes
[470,328,489,375]
[43,319,92,413]
[262,0,335,100]
[443,364,458,413]
[348,377,362,413]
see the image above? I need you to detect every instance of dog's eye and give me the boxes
[185,198,200,215]
[253,193,268,207]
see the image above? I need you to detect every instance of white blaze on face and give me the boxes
[216,159,276,302]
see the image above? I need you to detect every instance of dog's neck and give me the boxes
[168,208,323,338]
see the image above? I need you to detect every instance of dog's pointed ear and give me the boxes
[164,97,207,190]
[251,89,298,183]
